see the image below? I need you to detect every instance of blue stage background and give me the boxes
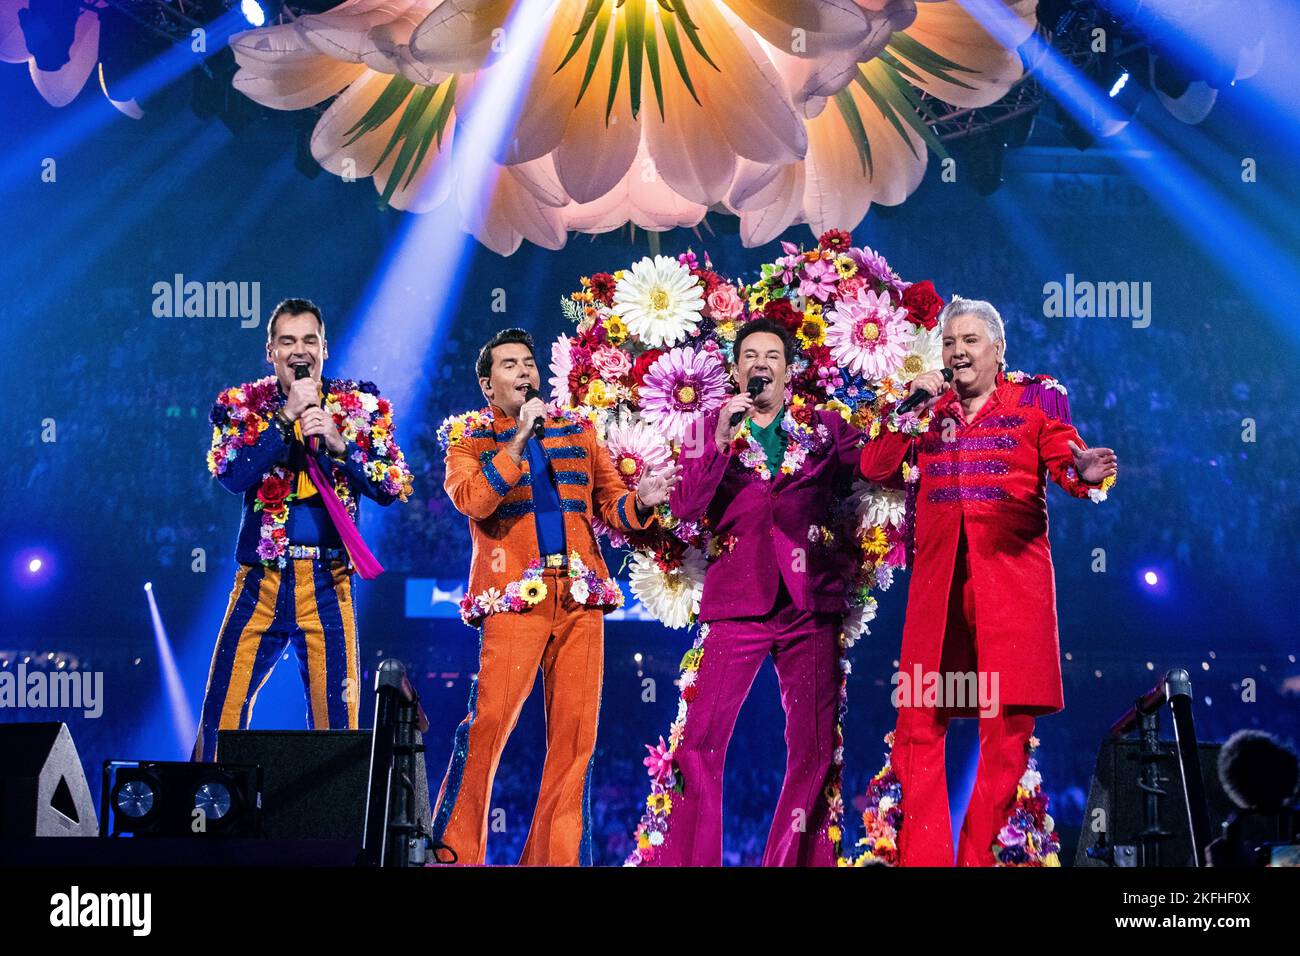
[2,42,1297,864]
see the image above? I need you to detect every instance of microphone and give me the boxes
[523,386,546,441]
[729,376,770,428]
[895,367,954,414]
[293,363,319,452]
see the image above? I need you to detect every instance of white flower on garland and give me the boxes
[897,324,943,383]
[628,546,706,630]
[851,479,907,531]
[604,418,672,490]
[549,334,574,406]
[569,577,590,605]
[842,597,878,648]
[825,288,916,381]
[613,255,705,348]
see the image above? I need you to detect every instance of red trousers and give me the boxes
[892,536,1036,866]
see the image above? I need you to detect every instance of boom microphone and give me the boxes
[729,376,770,428]
[895,367,954,414]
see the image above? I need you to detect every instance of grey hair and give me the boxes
[938,296,1007,369]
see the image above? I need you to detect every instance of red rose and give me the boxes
[682,684,698,703]
[631,349,664,388]
[257,474,293,508]
[902,279,944,330]
[763,297,802,333]
[377,397,391,415]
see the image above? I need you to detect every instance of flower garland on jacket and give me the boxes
[436,403,596,451]
[207,375,413,566]
[458,551,623,627]
[729,395,830,480]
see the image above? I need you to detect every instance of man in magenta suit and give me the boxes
[641,318,866,866]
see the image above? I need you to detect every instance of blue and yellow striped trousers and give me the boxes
[192,559,360,763]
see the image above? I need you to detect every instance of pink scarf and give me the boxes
[304,452,384,579]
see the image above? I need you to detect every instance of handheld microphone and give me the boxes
[293,363,319,452]
[729,376,770,428]
[895,367,954,414]
[523,386,546,441]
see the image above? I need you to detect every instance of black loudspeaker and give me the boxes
[1075,739,1235,867]
[0,722,98,837]
[218,730,372,841]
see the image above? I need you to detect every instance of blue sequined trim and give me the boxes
[560,498,587,513]
[617,495,633,529]
[553,470,590,486]
[431,669,479,842]
[482,456,511,496]
[499,498,536,518]
[547,446,587,459]
[579,750,596,867]
[545,423,584,438]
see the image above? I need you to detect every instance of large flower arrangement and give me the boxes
[548,235,945,862]
[550,234,945,633]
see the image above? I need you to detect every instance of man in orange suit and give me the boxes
[431,328,676,865]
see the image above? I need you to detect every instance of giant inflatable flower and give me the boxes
[229,0,1040,252]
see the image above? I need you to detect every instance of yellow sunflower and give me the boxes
[835,256,858,279]
[605,315,629,347]
[796,313,827,349]
[520,580,548,606]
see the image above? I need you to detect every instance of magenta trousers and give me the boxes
[645,596,843,866]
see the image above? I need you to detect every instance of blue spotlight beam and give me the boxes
[335,0,555,553]
[957,0,1300,324]
[144,581,197,758]
[0,11,252,195]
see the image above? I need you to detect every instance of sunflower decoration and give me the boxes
[519,579,548,606]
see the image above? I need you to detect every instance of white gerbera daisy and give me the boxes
[604,418,672,491]
[842,597,878,648]
[628,546,706,630]
[549,334,574,406]
[897,324,943,383]
[613,255,705,348]
[851,479,907,531]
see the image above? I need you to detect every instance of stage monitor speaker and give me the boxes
[1075,738,1234,866]
[0,722,98,837]
[218,729,371,842]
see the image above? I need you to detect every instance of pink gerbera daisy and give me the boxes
[604,418,672,490]
[825,288,916,381]
[638,346,728,443]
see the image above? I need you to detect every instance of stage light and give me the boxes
[16,0,79,72]
[144,581,153,592]
[27,558,42,573]
[194,781,233,821]
[113,778,157,820]
[239,0,266,26]
[1143,570,1159,586]
[634,653,643,664]
[1109,69,1130,98]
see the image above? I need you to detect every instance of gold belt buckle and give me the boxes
[543,553,565,569]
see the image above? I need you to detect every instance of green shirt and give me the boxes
[748,408,786,473]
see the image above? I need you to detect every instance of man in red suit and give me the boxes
[858,296,1117,866]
